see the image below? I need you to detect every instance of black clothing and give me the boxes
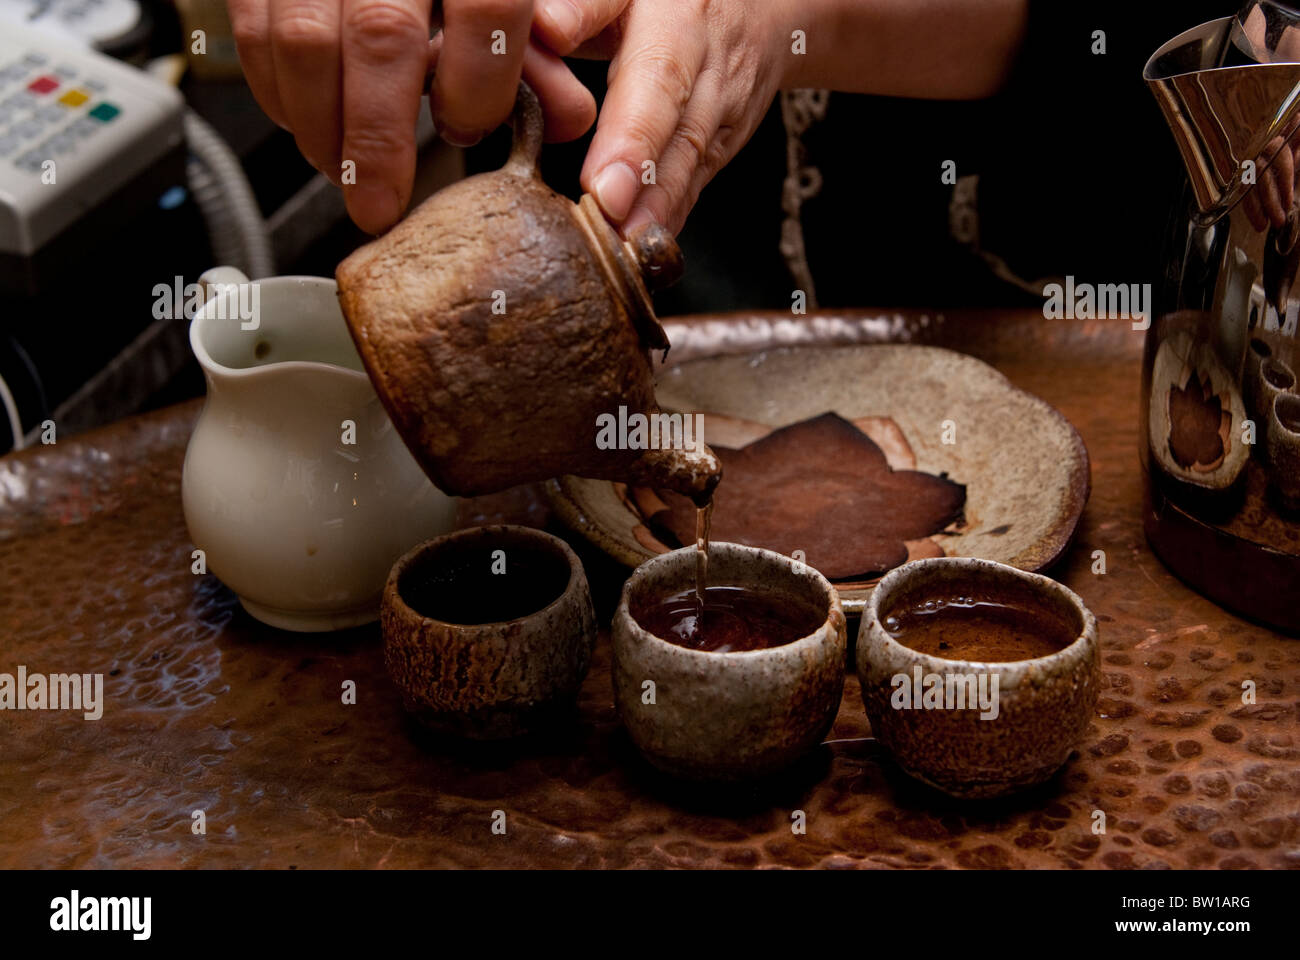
[468,1,1235,314]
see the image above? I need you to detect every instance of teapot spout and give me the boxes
[629,444,722,507]
[1146,5,1300,215]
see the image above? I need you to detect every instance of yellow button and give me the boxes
[58,89,89,107]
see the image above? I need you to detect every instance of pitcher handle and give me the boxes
[199,266,252,299]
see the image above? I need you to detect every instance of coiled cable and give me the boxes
[183,108,276,279]
[0,369,23,451]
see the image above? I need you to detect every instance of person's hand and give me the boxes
[1243,135,1298,234]
[533,0,795,236]
[229,0,600,234]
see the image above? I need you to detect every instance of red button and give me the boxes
[28,76,58,94]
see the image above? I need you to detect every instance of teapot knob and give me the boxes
[625,221,684,292]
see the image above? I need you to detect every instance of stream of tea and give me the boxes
[637,497,823,652]
[694,501,713,624]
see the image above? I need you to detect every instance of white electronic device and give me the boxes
[0,17,182,267]
[0,0,148,52]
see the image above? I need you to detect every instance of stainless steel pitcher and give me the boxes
[1144,1,1300,631]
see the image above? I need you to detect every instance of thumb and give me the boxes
[533,0,627,56]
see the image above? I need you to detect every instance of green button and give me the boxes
[88,102,119,122]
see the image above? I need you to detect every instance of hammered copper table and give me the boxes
[1,309,1296,870]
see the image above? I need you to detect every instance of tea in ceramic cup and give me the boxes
[857,557,1099,799]
[612,542,846,781]
[382,525,597,739]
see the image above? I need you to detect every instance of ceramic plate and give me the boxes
[547,344,1090,612]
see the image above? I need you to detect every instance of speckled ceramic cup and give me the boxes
[1257,356,1296,453]
[382,525,596,739]
[613,543,847,781]
[1267,393,1300,509]
[1243,336,1276,449]
[857,557,1099,799]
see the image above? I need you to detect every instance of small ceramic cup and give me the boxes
[382,525,597,739]
[612,543,847,781]
[857,557,1099,799]
[1243,336,1274,449]
[1267,393,1300,510]
[1256,356,1296,452]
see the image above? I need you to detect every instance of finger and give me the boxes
[269,0,343,182]
[1243,189,1268,234]
[426,33,595,143]
[520,39,595,142]
[533,0,626,56]
[431,0,532,146]
[675,148,725,233]
[568,25,623,61]
[620,70,728,235]
[229,0,287,127]
[1262,167,1287,228]
[1275,143,1295,215]
[426,29,442,84]
[580,7,707,223]
[340,0,433,234]
[625,131,726,238]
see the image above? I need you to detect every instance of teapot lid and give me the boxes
[573,193,679,354]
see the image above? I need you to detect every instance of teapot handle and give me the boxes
[504,83,544,177]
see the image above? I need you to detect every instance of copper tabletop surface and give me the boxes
[1,309,1296,870]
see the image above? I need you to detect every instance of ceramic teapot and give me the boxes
[336,84,720,503]
[1143,1,1300,631]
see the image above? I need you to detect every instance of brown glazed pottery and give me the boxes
[857,557,1100,799]
[382,525,597,739]
[550,342,1091,613]
[612,543,847,781]
[335,84,719,502]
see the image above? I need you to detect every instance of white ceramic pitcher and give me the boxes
[182,267,458,631]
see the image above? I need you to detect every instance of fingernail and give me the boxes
[542,0,582,47]
[592,162,639,222]
[437,124,484,148]
[346,183,402,235]
[306,155,342,187]
[622,205,658,238]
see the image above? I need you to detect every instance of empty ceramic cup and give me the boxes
[857,557,1099,799]
[1267,393,1300,510]
[382,525,597,739]
[612,543,846,781]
